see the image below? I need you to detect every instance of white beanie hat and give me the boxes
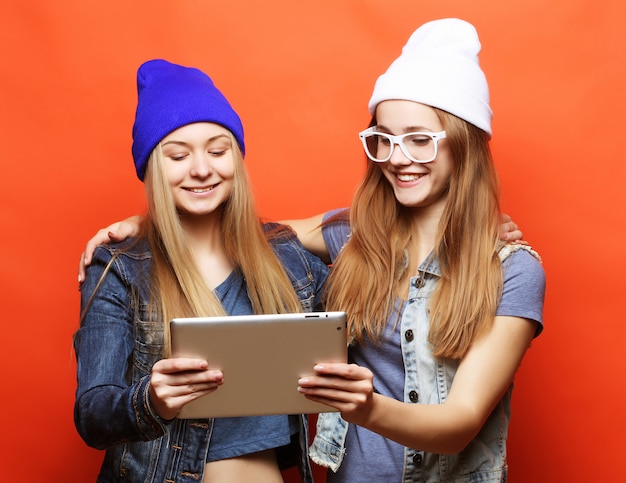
[368,18,492,137]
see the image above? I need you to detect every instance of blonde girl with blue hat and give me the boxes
[74,59,328,482]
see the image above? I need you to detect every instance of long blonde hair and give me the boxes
[323,109,502,360]
[143,135,302,352]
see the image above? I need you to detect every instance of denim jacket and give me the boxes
[310,244,541,483]
[74,224,328,482]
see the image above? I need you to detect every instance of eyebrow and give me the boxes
[161,134,231,147]
[375,125,436,134]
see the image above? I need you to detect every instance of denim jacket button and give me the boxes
[409,390,419,403]
[412,452,423,465]
[413,277,425,288]
[405,329,414,342]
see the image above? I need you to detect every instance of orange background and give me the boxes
[1,1,625,481]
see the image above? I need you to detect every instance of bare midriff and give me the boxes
[202,448,283,482]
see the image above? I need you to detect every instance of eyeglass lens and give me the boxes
[365,133,436,162]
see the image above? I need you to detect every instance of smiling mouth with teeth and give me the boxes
[397,173,425,182]
[187,185,216,193]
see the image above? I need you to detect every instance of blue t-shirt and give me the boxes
[322,210,546,483]
[206,268,299,461]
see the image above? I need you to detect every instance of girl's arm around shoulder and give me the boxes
[78,214,144,284]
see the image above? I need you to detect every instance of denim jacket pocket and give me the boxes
[132,303,165,378]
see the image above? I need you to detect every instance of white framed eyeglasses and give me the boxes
[358,127,447,163]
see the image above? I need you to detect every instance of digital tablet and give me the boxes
[169,311,348,418]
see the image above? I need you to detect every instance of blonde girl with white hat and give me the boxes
[296,18,545,482]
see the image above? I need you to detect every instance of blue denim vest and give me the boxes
[310,245,540,483]
[74,224,329,482]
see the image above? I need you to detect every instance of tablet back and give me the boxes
[170,311,347,418]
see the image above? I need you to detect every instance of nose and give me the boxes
[387,141,412,166]
[190,152,213,178]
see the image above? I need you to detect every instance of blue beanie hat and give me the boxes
[131,59,245,181]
